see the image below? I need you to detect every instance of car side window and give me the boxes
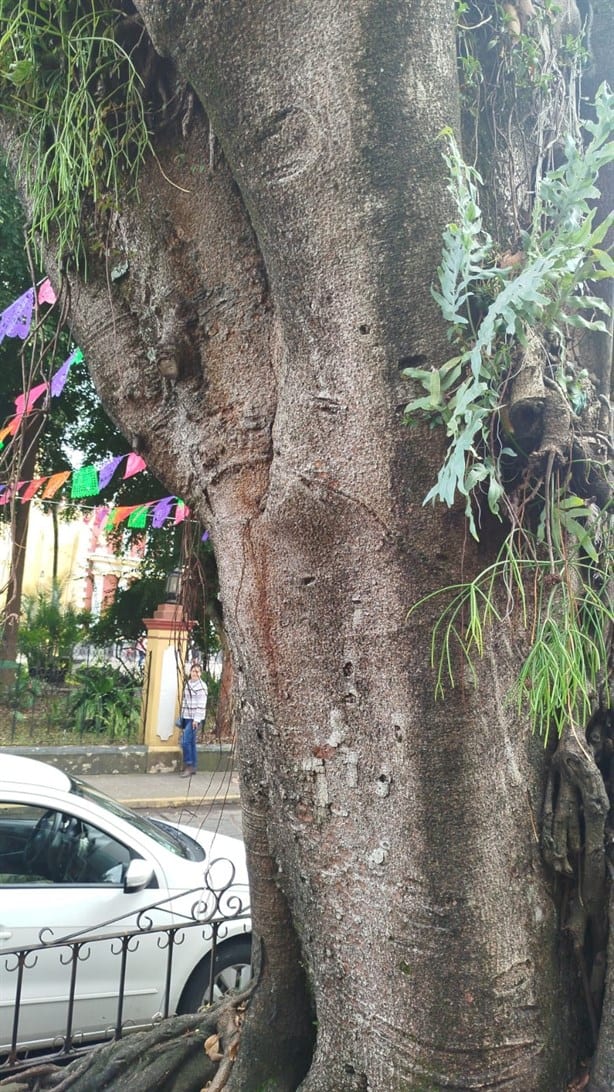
[0,803,132,885]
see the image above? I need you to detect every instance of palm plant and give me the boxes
[18,589,90,684]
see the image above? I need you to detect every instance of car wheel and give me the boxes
[177,935,253,1013]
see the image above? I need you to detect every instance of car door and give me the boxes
[0,799,177,1051]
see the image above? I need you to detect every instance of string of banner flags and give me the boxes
[0,279,76,443]
[0,278,194,535]
[0,277,56,345]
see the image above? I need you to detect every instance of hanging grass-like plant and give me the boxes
[0,1,150,268]
[408,506,612,743]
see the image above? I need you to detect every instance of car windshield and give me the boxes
[69,776,205,862]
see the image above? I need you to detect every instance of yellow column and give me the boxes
[140,603,190,772]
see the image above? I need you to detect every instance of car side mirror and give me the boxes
[124,859,155,893]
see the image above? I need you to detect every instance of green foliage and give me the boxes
[456,0,590,118]
[403,85,613,538]
[0,1,150,268]
[405,83,613,742]
[0,659,43,710]
[0,153,27,300]
[89,572,168,644]
[515,574,610,739]
[408,512,612,741]
[17,589,91,682]
[69,662,141,739]
[0,153,31,442]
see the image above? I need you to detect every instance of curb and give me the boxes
[122,793,242,809]
[1,744,235,778]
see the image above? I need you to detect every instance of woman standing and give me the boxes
[178,662,207,777]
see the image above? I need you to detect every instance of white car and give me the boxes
[0,754,251,1056]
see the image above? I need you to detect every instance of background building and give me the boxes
[0,504,143,613]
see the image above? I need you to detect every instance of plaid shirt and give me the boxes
[180,677,208,721]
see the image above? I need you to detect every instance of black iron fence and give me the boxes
[1,865,251,1076]
[0,645,143,746]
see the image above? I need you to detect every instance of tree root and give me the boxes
[1,989,253,1092]
[543,720,610,1043]
[203,1002,244,1091]
[507,328,546,449]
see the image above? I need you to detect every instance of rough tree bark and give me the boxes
[1,2,611,1090]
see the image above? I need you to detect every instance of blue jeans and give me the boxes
[180,718,197,768]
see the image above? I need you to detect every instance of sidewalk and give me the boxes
[81,767,241,810]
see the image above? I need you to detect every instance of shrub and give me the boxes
[18,591,91,684]
[70,664,141,741]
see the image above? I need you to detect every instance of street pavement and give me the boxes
[83,767,243,840]
[136,802,244,841]
[83,766,240,809]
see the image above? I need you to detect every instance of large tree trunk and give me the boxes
[1,2,609,1089]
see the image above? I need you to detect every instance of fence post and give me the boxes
[140,602,192,772]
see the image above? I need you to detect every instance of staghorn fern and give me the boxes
[403,85,613,539]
